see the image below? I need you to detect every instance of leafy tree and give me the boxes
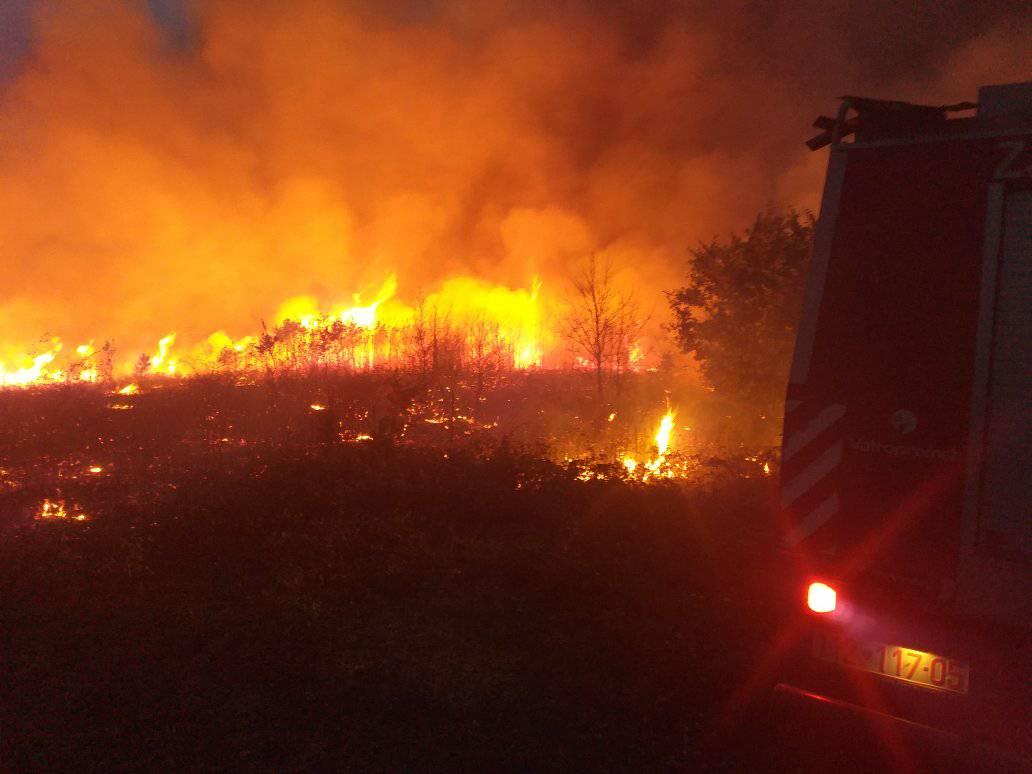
[668,208,815,430]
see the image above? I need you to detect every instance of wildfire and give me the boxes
[0,269,653,388]
[654,410,674,457]
[0,340,63,386]
[149,334,178,375]
[619,408,679,482]
[36,498,90,522]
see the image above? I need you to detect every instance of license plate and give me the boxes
[812,632,970,694]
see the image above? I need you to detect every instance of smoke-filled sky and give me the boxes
[0,0,1029,358]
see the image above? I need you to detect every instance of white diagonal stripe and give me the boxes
[783,403,845,461]
[781,441,843,508]
[783,493,840,547]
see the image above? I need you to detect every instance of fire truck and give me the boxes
[772,83,1031,769]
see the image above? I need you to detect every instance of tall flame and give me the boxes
[655,410,674,457]
[149,334,178,375]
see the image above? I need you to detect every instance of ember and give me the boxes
[36,498,90,522]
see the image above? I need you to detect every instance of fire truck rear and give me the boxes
[772,83,1031,770]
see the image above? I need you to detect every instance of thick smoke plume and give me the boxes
[0,0,1029,363]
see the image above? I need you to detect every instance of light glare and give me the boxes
[807,581,837,613]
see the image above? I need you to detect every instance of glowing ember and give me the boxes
[310,403,327,411]
[38,498,67,519]
[116,383,140,395]
[607,413,616,422]
[36,498,90,522]
[88,465,104,474]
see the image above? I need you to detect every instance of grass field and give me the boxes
[1,377,789,770]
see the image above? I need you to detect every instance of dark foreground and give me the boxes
[1,442,788,770]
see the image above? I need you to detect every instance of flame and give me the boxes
[36,498,89,522]
[0,339,63,386]
[310,403,327,411]
[621,408,678,481]
[0,272,555,387]
[655,410,674,457]
[88,465,104,474]
[38,498,68,520]
[116,383,139,395]
[149,334,178,375]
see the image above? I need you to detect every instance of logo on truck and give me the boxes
[890,409,917,434]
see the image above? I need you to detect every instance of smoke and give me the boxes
[0,0,1028,359]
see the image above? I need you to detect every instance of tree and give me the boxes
[668,208,815,430]
[564,254,644,404]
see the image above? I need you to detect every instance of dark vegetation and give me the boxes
[0,375,788,770]
[669,209,814,442]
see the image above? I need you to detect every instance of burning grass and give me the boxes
[0,273,559,386]
[0,435,783,770]
[0,370,782,768]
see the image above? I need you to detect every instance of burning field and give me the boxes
[0,372,785,770]
[0,358,781,769]
[2,0,1027,769]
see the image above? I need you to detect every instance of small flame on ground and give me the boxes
[619,408,678,482]
[310,403,327,411]
[87,465,103,474]
[36,498,90,522]
[116,383,140,395]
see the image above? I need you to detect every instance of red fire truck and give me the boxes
[772,83,1031,769]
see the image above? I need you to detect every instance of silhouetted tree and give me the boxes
[98,341,116,383]
[564,254,643,404]
[134,352,150,380]
[668,208,814,433]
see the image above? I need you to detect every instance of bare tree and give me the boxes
[564,254,645,404]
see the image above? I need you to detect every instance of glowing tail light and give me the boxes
[807,581,837,614]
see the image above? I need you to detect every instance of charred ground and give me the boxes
[1,374,787,770]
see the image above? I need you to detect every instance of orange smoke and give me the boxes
[0,0,1027,378]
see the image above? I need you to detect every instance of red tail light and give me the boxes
[807,581,837,613]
